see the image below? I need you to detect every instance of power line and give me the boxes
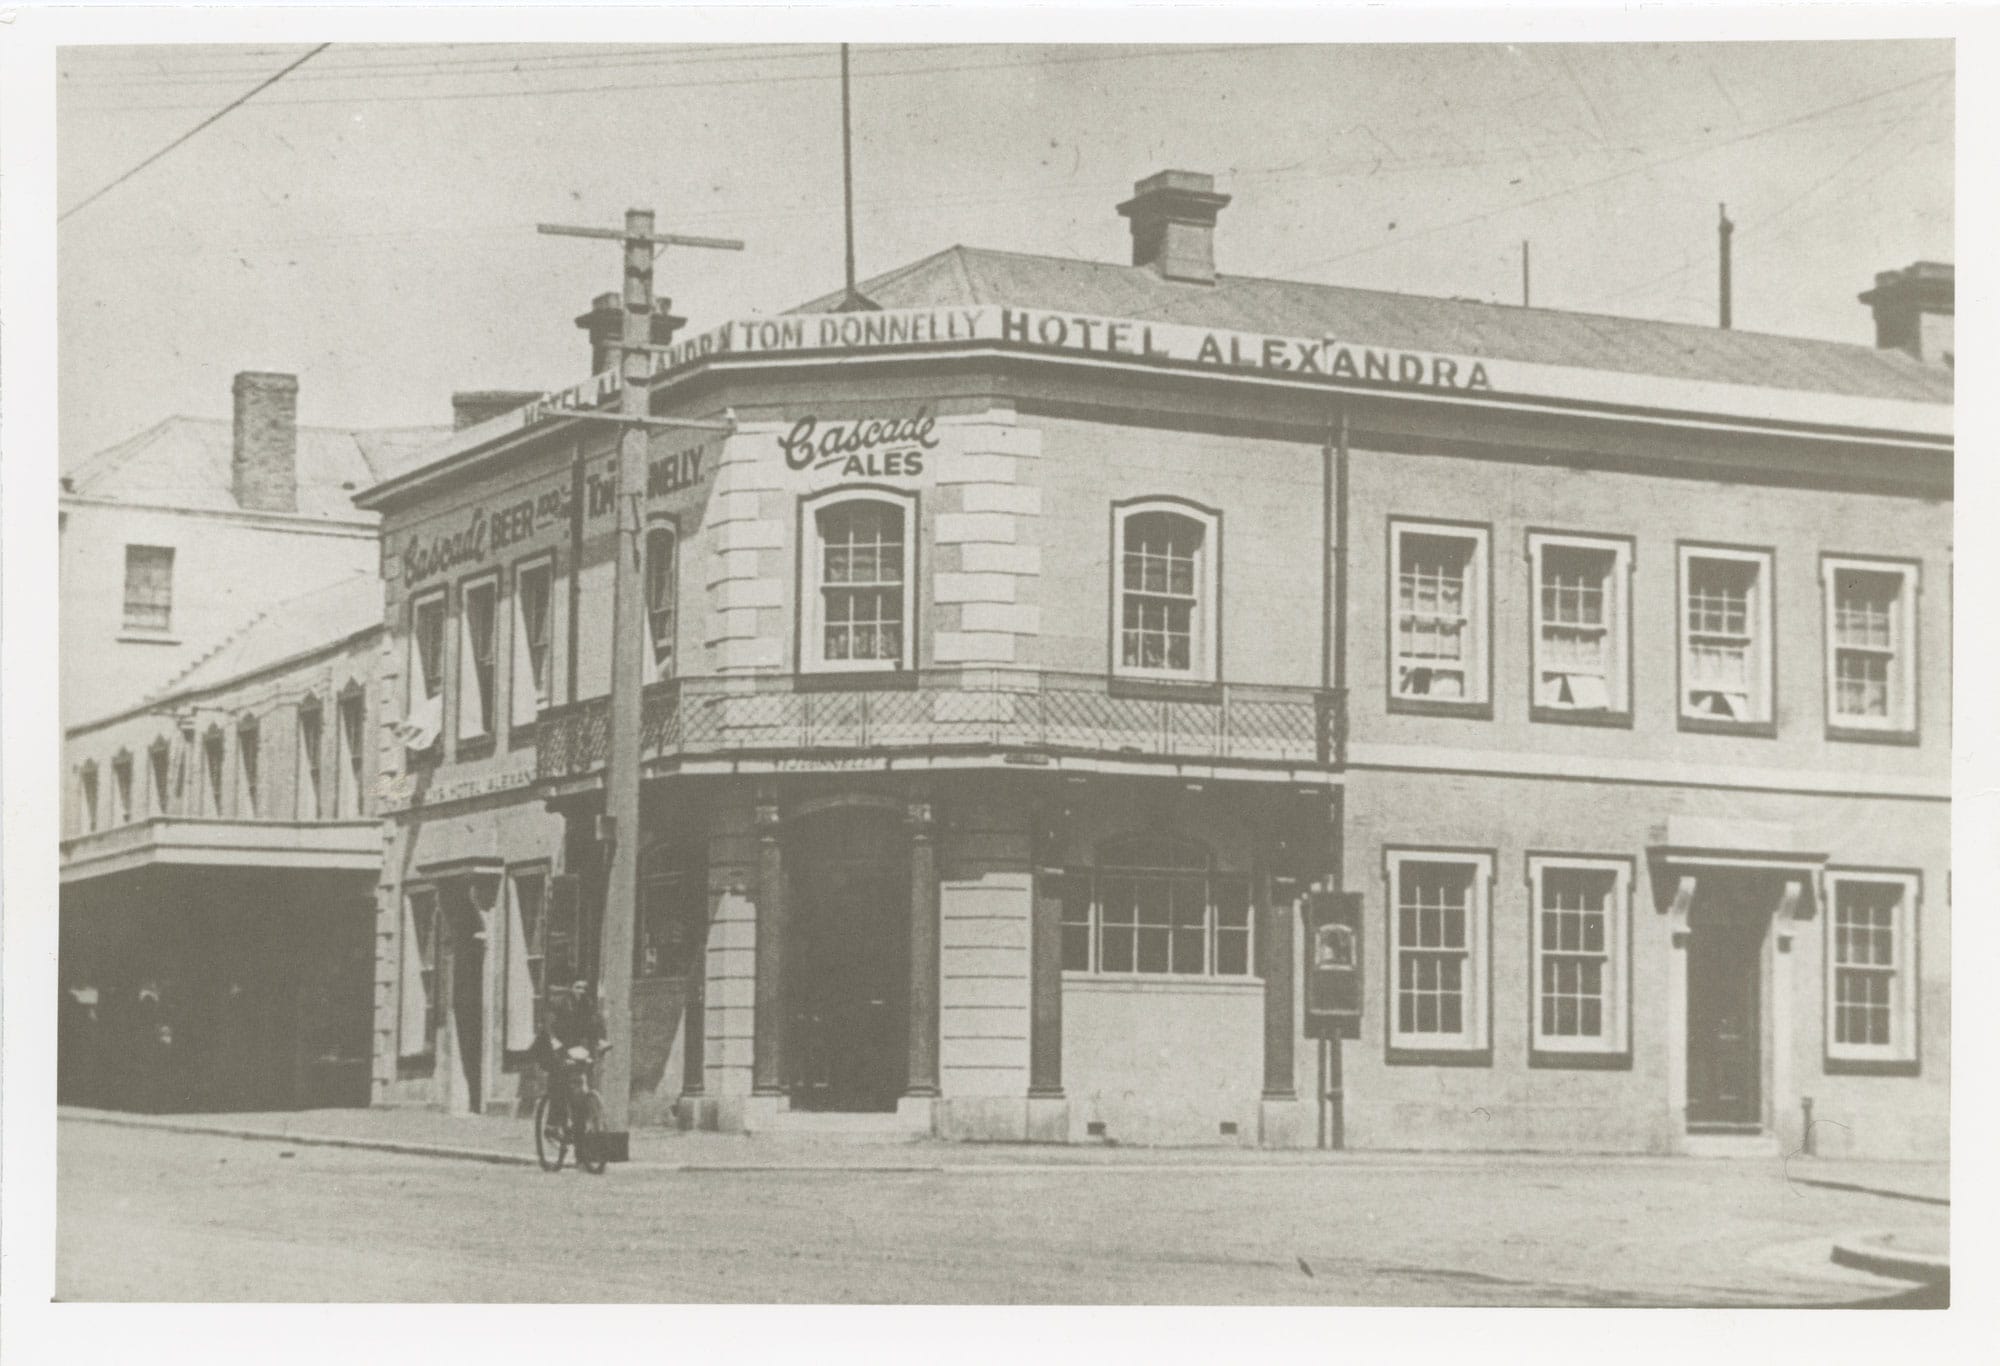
[59,44,333,224]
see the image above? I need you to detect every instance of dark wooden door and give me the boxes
[1686,914,1762,1127]
[791,813,907,1112]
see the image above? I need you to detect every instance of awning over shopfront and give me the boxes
[60,817,383,884]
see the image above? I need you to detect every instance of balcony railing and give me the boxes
[537,670,1345,783]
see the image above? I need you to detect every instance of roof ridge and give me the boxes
[148,570,378,697]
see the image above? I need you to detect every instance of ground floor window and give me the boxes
[1528,856,1631,1059]
[398,887,439,1074]
[1059,835,1252,978]
[1386,849,1492,1057]
[1825,870,1919,1068]
[502,866,548,1067]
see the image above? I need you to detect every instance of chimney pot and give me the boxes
[230,371,298,513]
[1117,170,1231,285]
[1859,261,1953,365]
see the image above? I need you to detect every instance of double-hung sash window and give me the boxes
[402,591,446,754]
[1529,857,1631,1058]
[237,719,261,816]
[458,577,498,742]
[1530,534,1629,716]
[297,699,324,820]
[1059,837,1252,979]
[803,491,915,672]
[123,545,175,632]
[1825,871,1919,1067]
[112,753,133,825]
[645,524,678,680]
[1823,558,1917,736]
[1113,502,1221,682]
[511,558,554,728]
[336,690,366,817]
[1680,546,1773,726]
[1387,850,1491,1055]
[202,729,226,816]
[148,740,171,816]
[1391,522,1489,706]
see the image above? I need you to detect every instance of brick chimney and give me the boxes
[231,371,298,513]
[451,390,540,430]
[1859,261,1954,365]
[1117,170,1231,285]
[574,292,690,374]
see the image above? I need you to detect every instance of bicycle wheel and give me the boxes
[534,1093,568,1172]
[576,1090,608,1174]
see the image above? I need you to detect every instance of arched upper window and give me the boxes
[1113,500,1220,683]
[801,489,916,673]
[645,521,678,680]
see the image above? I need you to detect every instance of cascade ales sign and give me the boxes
[778,409,939,480]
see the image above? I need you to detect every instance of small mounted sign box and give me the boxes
[1303,890,1364,1040]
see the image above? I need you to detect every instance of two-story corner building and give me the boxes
[59,573,387,1113]
[59,369,448,727]
[354,172,1951,1158]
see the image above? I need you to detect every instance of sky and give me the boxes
[55,39,1954,458]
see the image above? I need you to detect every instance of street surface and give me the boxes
[56,1118,1944,1305]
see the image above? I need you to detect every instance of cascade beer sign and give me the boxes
[647,305,1497,395]
[779,409,938,480]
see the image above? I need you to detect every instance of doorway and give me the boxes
[1685,882,1765,1128]
[789,806,908,1112]
[442,890,487,1112]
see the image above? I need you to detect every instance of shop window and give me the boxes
[400,590,446,755]
[1530,534,1630,719]
[1825,871,1919,1069]
[123,544,174,632]
[458,575,498,743]
[1112,501,1221,683]
[399,886,440,1071]
[1391,521,1490,710]
[335,687,366,817]
[1061,835,1252,979]
[802,490,915,673]
[646,522,679,681]
[202,727,226,816]
[1679,545,1773,729]
[1528,857,1630,1060]
[1823,557,1918,738]
[637,846,700,979]
[79,761,99,833]
[512,556,554,727]
[1386,849,1492,1058]
[111,752,134,826]
[297,697,324,820]
[503,866,549,1069]
[148,738,172,816]
[237,717,261,816]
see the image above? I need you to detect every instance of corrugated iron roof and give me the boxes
[152,571,382,700]
[793,245,1952,404]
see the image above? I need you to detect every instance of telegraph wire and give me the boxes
[58,43,333,224]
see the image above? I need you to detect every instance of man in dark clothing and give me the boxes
[535,980,607,1138]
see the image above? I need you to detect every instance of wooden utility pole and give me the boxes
[1521,240,1531,308]
[1718,203,1734,330]
[537,209,741,1160]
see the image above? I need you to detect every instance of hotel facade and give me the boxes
[345,173,1949,1157]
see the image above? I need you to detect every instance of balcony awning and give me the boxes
[60,817,382,884]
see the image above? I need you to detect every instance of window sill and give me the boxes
[117,631,181,646]
[1530,705,1632,730]
[1825,724,1920,748]
[1107,675,1223,704]
[1678,714,1777,739]
[794,669,918,693]
[1529,1048,1632,1071]
[1063,973,1261,994]
[1388,697,1493,721]
[1824,1054,1919,1077]
[1387,1045,1492,1067]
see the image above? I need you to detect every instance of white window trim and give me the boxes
[1061,864,1256,982]
[1678,544,1774,724]
[1529,533,1630,715]
[335,688,367,818]
[1390,520,1491,706]
[1822,556,1917,734]
[1385,849,1492,1054]
[237,717,261,817]
[404,588,447,753]
[1527,856,1631,1056]
[800,487,917,674]
[644,519,679,683]
[511,553,556,729]
[1111,499,1222,684]
[457,572,500,742]
[1824,870,1919,1065]
[296,699,324,821]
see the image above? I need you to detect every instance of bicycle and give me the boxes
[534,1042,609,1174]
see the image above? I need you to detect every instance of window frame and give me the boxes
[236,715,261,817]
[1823,868,1921,1073]
[399,883,442,1069]
[511,552,556,730]
[147,737,172,817]
[405,587,447,758]
[1526,854,1633,1066]
[456,572,500,747]
[797,486,919,676]
[297,696,325,820]
[1058,835,1256,983]
[1821,554,1919,743]
[502,861,552,1071]
[1388,518,1493,717]
[1527,530,1633,727]
[1108,497,1224,687]
[122,544,176,634]
[335,683,367,818]
[1384,847,1494,1063]
[201,725,227,817]
[79,760,99,834]
[110,750,134,826]
[1676,542,1776,735]
[644,518,680,682]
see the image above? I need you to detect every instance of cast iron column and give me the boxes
[751,798,789,1096]
[1261,866,1297,1099]
[904,797,941,1098]
[1029,868,1065,1098]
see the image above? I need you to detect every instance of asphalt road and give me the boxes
[55,1120,1943,1305]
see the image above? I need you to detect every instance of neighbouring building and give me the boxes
[59,574,386,1112]
[350,172,1950,1157]
[59,370,446,726]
